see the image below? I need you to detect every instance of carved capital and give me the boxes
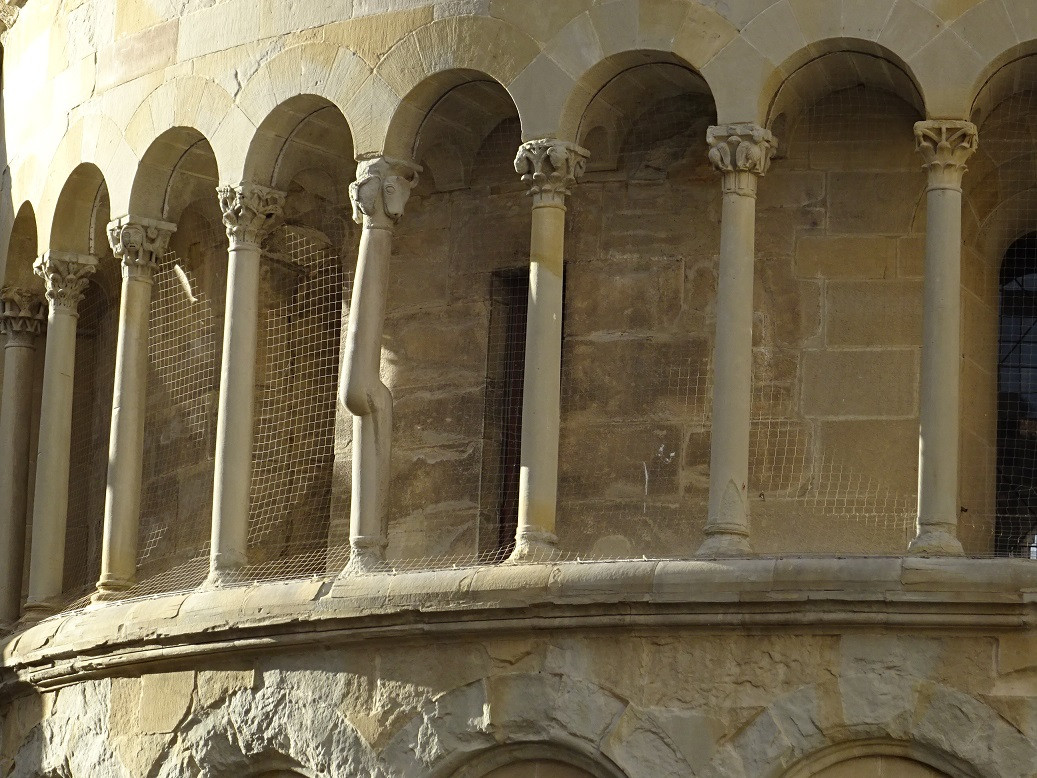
[0,2,19,43]
[33,251,97,315]
[217,183,285,248]
[0,286,43,344]
[514,139,589,205]
[349,155,421,231]
[707,124,776,196]
[108,215,177,281]
[914,120,978,191]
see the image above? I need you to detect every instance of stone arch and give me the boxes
[451,743,625,778]
[703,674,1037,777]
[122,77,240,188]
[380,673,689,776]
[152,675,377,778]
[372,16,538,156]
[782,738,978,778]
[129,127,219,223]
[35,117,135,252]
[48,163,110,256]
[542,0,736,140]
[3,201,41,291]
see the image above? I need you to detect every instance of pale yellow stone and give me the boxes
[138,671,195,734]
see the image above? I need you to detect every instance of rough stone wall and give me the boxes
[3,627,1037,776]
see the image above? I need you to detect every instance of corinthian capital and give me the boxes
[33,251,97,315]
[514,139,589,205]
[217,183,285,247]
[108,215,177,281]
[0,2,19,43]
[0,287,43,344]
[707,124,776,196]
[914,120,978,191]
[349,155,421,230]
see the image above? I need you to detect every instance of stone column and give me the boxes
[93,216,175,602]
[340,155,420,573]
[909,121,978,556]
[697,124,775,558]
[23,251,97,618]
[510,139,588,562]
[207,183,284,586]
[0,288,43,624]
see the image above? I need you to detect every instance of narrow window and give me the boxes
[997,233,1037,556]
[481,269,529,560]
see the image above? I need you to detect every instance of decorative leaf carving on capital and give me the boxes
[349,155,422,230]
[707,124,776,194]
[32,252,98,315]
[107,216,177,280]
[914,120,978,190]
[0,286,44,342]
[514,139,589,204]
[217,183,285,247]
[0,2,18,42]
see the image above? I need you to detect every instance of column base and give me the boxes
[696,531,752,558]
[339,536,387,576]
[908,527,964,557]
[91,576,135,604]
[507,529,559,564]
[20,600,58,624]
[202,566,246,590]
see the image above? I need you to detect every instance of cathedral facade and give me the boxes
[1,0,1037,775]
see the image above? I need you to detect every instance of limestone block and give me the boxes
[383,303,489,390]
[139,671,195,734]
[801,348,917,417]
[197,669,257,708]
[508,55,574,140]
[261,0,354,38]
[907,30,986,120]
[544,12,603,80]
[897,234,926,278]
[490,0,591,44]
[740,0,808,71]
[796,235,897,279]
[757,171,824,211]
[392,386,485,450]
[672,3,737,68]
[826,172,925,234]
[97,19,178,91]
[825,280,922,347]
[816,418,919,495]
[565,258,683,336]
[601,704,694,775]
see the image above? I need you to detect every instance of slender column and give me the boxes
[697,124,775,557]
[340,155,420,573]
[22,251,97,618]
[0,288,44,624]
[93,216,175,601]
[207,183,284,586]
[510,139,588,561]
[909,121,978,556]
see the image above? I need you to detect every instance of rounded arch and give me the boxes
[35,117,135,251]
[764,40,925,134]
[373,16,538,155]
[704,675,1037,777]
[129,127,219,223]
[49,163,109,255]
[782,739,977,778]
[4,201,40,290]
[451,743,625,778]
[242,94,355,195]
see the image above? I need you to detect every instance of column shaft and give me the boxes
[207,183,284,586]
[24,252,96,618]
[515,200,566,558]
[0,290,42,624]
[698,124,774,558]
[340,155,420,573]
[910,120,977,556]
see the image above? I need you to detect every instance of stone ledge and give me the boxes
[2,556,1037,697]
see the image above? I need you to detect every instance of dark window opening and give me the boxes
[997,233,1037,556]
[480,268,529,561]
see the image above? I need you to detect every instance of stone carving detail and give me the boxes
[707,124,776,195]
[349,155,421,230]
[107,216,177,280]
[0,287,43,342]
[514,139,589,204]
[217,183,285,247]
[32,252,97,314]
[914,120,978,190]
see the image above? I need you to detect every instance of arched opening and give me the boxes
[450,742,626,778]
[126,128,224,592]
[50,163,119,599]
[243,96,356,577]
[749,49,926,554]
[782,738,978,777]
[558,56,717,559]
[382,71,528,564]
[965,54,1037,556]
